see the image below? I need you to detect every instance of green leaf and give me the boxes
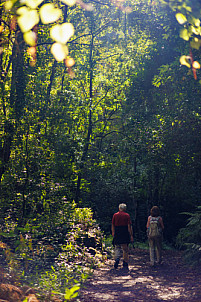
[64,285,80,300]
[61,0,76,7]
[179,28,189,41]
[176,13,187,24]
[39,3,61,24]
[180,55,191,68]
[50,23,74,44]
[17,8,39,33]
[51,43,68,61]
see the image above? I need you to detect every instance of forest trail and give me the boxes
[79,248,201,302]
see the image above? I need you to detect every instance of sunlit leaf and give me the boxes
[5,0,13,10]
[0,25,4,33]
[176,13,187,24]
[194,19,200,27]
[191,25,200,35]
[17,6,30,15]
[65,57,75,67]
[27,46,36,56]
[179,28,189,41]
[17,8,39,33]
[24,31,37,46]
[64,285,80,300]
[190,39,201,50]
[61,0,76,7]
[190,16,200,27]
[183,4,192,13]
[26,0,44,9]
[51,43,68,61]
[40,3,61,24]
[180,55,191,68]
[192,61,200,69]
[50,23,74,44]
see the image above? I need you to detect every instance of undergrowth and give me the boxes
[0,203,107,301]
[176,206,201,267]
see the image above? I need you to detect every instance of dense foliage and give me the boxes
[176,206,201,266]
[0,204,104,299]
[1,0,201,297]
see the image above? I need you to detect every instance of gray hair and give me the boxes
[119,203,127,211]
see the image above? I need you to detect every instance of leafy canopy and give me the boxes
[4,0,77,64]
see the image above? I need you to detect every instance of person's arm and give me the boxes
[159,217,164,230]
[128,224,134,242]
[112,214,115,237]
[112,223,115,237]
[146,216,151,229]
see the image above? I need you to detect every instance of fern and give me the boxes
[176,206,201,267]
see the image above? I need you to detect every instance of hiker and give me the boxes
[146,206,164,266]
[112,203,133,269]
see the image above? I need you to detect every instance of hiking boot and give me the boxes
[123,261,128,269]
[114,259,119,269]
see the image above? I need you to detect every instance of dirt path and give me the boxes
[79,248,201,302]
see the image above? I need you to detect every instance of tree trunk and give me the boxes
[0,30,25,182]
[75,13,94,203]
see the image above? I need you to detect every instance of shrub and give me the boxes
[0,203,106,300]
[176,206,201,266]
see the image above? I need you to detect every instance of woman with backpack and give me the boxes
[146,206,164,266]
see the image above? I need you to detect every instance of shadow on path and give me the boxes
[79,248,201,302]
